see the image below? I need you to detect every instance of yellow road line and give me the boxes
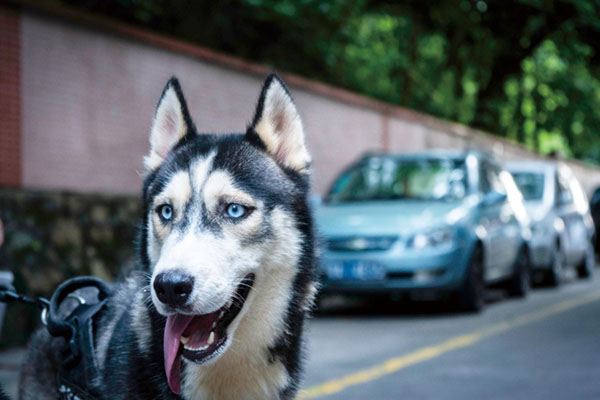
[299,290,600,399]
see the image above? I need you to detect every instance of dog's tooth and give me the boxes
[211,321,217,329]
[184,344,208,352]
[219,310,225,319]
[180,336,189,345]
[208,332,215,345]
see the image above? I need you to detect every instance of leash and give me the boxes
[0,277,113,400]
[0,284,50,324]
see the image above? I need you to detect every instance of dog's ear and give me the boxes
[144,77,194,172]
[247,74,311,174]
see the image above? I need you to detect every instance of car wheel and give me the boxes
[457,245,485,312]
[576,241,595,279]
[507,246,530,298]
[546,245,564,287]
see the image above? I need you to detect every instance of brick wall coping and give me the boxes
[3,0,599,171]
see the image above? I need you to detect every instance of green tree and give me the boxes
[62,0,600,164]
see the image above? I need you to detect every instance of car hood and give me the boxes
[316,200,465,237]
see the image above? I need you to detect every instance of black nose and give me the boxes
[153,270,194,308]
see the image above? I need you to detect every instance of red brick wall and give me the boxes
[0,5,21,187]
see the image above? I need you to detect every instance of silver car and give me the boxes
[506,161,595,285]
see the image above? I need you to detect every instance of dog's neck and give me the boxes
[180,263,297,400]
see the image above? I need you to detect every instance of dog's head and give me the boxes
[141,75,312,394]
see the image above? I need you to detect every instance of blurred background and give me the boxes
[1,0,600,398]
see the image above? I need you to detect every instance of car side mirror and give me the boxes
[481,191,507,207]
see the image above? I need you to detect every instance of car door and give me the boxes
[496,167,526,278]
[556,169,587,264]
[477,160,514,282]
[490,164,522,278]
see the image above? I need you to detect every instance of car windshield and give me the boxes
[511,172,545,201]
[327,157,468,203]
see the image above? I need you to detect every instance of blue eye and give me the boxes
[157,204,173,221]
[226,203,247,219]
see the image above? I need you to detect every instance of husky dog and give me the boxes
[19,74,317,400]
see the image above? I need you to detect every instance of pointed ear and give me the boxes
[144,77,194,172]
[247,74,311,174]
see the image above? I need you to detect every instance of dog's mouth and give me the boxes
[163,273,255,394]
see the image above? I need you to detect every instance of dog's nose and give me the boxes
[153,270,194,308]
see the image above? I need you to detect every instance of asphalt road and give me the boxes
[300,267,600,400]
[1,268,599,399]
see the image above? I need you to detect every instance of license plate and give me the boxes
[326,261,386,281]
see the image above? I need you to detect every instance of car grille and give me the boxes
[326,235,398,252]
[386,271,414,279]
[388,268,447,280]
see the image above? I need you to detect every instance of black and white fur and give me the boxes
[19,74,318,400]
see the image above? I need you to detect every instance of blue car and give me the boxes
[316,151,531,311]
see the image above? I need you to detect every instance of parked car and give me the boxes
[591,187,600,256]
[316,151,531,312]
[507,161,595,285]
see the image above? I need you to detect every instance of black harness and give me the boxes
[1,276,112,400]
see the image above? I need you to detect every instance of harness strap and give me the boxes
[59,298,108,389]
[46,276,112,341]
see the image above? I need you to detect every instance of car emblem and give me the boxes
[347,237,369,250]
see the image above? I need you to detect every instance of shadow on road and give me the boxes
[314,290,508,319]
[315,269,584,319]
[312,279,578,318]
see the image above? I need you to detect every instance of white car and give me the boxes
[506,161,595,285]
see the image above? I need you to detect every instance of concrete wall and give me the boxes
[10,6,600,196]
[20,13,387,195]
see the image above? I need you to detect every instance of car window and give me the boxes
[500,170,529,224]
[592,188,600,206]
[479,161,492,194]
[485,163,505,194]
[556,173,573,205]
[479,161,506,194]
[511,172,545,201]
[328,157,467,203]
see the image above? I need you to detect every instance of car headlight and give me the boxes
[408,227,455,250]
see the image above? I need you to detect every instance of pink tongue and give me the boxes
[164,315,194,394]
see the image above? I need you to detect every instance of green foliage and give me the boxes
[498,38,600,158]
[63,0,600,164]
